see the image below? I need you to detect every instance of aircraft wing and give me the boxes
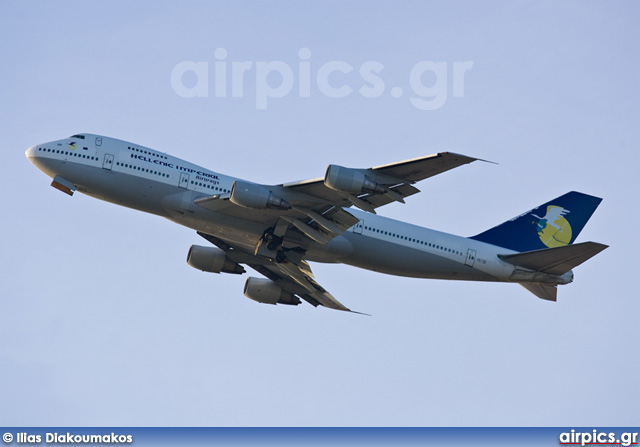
[282,151,479,212]
[193,153,479,312]
[273,260,351,311]
[194,152,480,245]
[197,232,355,312]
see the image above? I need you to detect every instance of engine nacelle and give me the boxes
[187,245,244,274]
[324,165,385,195]
[230,180,290,210]
[243,277,300,305]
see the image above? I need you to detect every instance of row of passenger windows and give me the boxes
[116,161,169,178]
[38,147,98,161]
[363,225,464,256]
[190,180,229,193]
[127,145,167,160]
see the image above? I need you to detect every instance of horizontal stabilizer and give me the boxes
[499,241,608,275]
[519,283,557,301]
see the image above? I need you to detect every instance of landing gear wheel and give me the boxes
[264,231,282,251]
[275,251,286,263]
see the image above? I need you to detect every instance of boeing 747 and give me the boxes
[26,134,607,313]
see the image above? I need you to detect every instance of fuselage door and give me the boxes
[102,153,114,170]
[179,172,190,189]
[352,220,364,234]
[465,249,476,267]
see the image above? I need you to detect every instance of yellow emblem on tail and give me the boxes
[532,205,572,248]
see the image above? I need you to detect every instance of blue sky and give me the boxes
[1,1,638,426]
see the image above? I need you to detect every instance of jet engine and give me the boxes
[324,165,385,195]
[243,277,300,305]
[187,245,244,274]
[230,180,290,210]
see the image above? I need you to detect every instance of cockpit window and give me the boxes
[70,134,85,139]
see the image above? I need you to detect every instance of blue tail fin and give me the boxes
[470,191,603,252]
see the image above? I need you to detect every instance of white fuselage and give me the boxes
[25,134,570,286]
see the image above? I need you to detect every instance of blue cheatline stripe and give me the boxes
[1,427,638,447]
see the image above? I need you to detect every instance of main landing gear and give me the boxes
[258,227,304,264]
[256,228,287,263]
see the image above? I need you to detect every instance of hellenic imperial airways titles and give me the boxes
[26,133,607,313]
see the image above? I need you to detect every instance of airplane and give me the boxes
[25,133,607,313]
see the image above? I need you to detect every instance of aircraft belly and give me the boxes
[342,233,498,281]
[168,209,265,253]
[41,159,174,216]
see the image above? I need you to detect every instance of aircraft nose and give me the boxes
[25,145,37,160]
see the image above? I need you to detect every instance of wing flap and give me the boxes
[274,261,351,311]
[329,208,361,230]
[362,184,421,209]
[282,216,333,244]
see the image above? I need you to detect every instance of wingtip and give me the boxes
[474,156,498,165]
[439,152,498,165]
[347,309,372,316]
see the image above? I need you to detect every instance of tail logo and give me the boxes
[532,205,572,248]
